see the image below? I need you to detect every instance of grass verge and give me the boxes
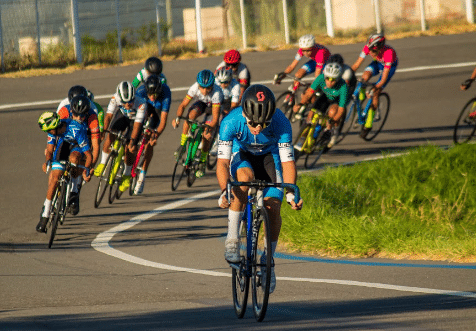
[280,144,476,263]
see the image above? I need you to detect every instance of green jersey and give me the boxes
[310,74,349,108]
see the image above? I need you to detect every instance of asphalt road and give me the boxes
[1,32,476,330]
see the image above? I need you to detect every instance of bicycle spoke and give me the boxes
[94,153,115,208]
[171,155,186,191]
[232,220,249,318]
[363,93,390,141]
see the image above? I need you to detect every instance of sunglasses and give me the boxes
[226,63,239,68]
[219,80,231,85]
[302,48,313,53]
[246,119,271,129]
[325,77,336,82]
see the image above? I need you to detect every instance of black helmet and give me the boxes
[145,74,163,95]
[241,84,276,125]
[70,95,90,116]
[145,56,163,75]
[68,85,88,103]
[328,53,344,65]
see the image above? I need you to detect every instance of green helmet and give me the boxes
[38,111,60,132]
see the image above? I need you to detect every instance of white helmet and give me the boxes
[215,67,232,84]
[298,34,315,49]
[116,81,135,104]
[323,62,343,80]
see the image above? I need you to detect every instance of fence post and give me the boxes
[70,0,82,64]
[466,0,474,24]
[372,0,382,33]
[324,0,334,38]
[419,0,427,31]
[239,0,247,49]
[115,0,123,63]
[282,0,290,44]
[156,0,162,56]
[195,0,204,53]
[166,0,173,40]
[0,4,4,73]
[35,0,42,64]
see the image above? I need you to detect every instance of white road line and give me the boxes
[2,61,476,111]
[91,189,476,300]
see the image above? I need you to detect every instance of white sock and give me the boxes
[227,209,242,240]
[42,199,52,217]
[138,170,146,182]
[100,151,109,164]
[124,165,132,175]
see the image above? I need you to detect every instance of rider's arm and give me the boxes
[216,158,231,193]
[210,104,221,128]
[375,67,390,90]
[284,59,299,74]
[156,111,168,136]
[351,56,365,72]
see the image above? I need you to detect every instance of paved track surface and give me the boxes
[1,33,476,330]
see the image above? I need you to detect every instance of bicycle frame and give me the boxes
[184,122,204,167]
[109,138,125,185]
[351,81,375,125]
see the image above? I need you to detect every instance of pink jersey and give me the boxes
[295,44,331,70]
[360,44,398,69]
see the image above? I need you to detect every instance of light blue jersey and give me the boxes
[217,107,294,201]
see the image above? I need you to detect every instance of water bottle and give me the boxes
[313,124,322,139]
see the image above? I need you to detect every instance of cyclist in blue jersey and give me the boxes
[37,108,93,233]
[172,69,223,178]
[132,56,167,88]
[216,84,303,293]
[134,74,172,194]
[93,81,147,193]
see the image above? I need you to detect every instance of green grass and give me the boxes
[280,144,476,262]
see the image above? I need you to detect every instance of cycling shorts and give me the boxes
[230,150,284,201]
[364,61,398,89]
[301,60,327,75]
[109,112,132,140]
[51,141,83,171]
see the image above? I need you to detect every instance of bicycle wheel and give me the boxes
[251,207,272,322]
[114,161,125,200]
[130,148,146,196]
[232,219,250,319]
[94,152,115,208]
[206,129,219,171]
[336,101,357,143]
[171,146,187,191]
[187,145,201,188]
[276,91,294,120]
[48,181,67,249]
[109,156,124,204]
[362,93,390,141]
[454,97,476,144]
[304,129,327,169]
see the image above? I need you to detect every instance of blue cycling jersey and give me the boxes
[136,84,172,114]
[218,107,294,162]
[47,118,90,154]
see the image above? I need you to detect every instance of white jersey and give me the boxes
[215,61,250,84]
[216,78,240,103]
[107,93,147,124]
[57,97,98,115]
[187,82,223,106]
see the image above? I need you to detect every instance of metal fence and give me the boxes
[0,0,474,72]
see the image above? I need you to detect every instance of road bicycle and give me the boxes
[293,106,332,169]
[171,116,209,191]
[129,125,157,196]
[339,81,391,142]
[273,73,311,121]
[453,96,476,144]
[46,160,88,249]
[94,130,128,208]
[226,180,300,322]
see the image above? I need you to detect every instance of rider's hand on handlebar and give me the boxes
[218,190,230,208]
[273,72,286,85]
[286,192,303,210]
[461,79,474,91]
[82,167,92,182]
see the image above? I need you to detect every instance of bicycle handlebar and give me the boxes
[47,160,90,177]
[227,180,301,205]
[177,116,211,128]
[273,73,311,87]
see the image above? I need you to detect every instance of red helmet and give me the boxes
[224,49,241,64]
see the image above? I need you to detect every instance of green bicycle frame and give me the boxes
[300,110,326,154]
[184,122,204,166]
